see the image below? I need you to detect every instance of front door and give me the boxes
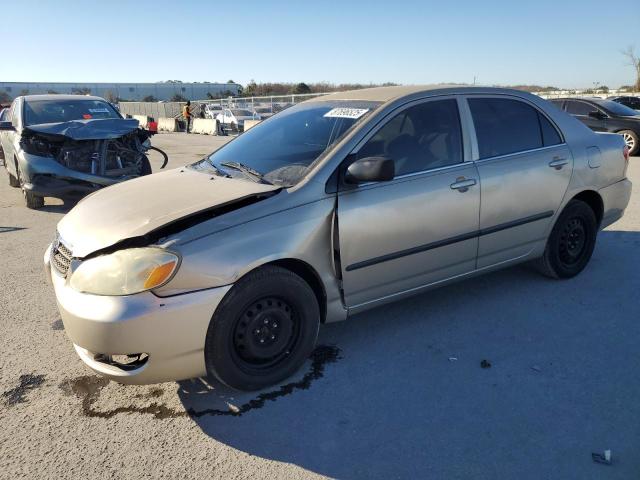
[565,99,607,132]
[337,97,480,308]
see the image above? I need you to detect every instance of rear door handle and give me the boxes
[450,178,477,192]
[548,157,569,170]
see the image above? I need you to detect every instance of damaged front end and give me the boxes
[20,119,154,199]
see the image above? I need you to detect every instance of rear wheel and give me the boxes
[205,265,320,391]
[620,130,639,156]
[536,199,597,279]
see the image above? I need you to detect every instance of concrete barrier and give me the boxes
[132,114,150,129]
[244,119,261,131]
[157,117,179,132]
[191,118,217,135]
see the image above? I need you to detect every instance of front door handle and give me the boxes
[450,178,477,192]
[548,157,569,170]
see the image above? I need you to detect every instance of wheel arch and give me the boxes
[570,189,604,226]
[264,258,328,324]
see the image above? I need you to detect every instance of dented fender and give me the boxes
[154,197,347,323]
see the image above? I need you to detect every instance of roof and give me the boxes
[307,85,530,104]
[20,94,107,102]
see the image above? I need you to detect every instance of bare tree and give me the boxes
[621,45,640,91]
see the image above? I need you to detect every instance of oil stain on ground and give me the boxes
[59,345,340,419]
[51,319,64,331]
[2,374,46,406]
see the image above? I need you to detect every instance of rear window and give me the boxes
[596,100,638,117]
[469,97,555,159]
[23,99,120,126]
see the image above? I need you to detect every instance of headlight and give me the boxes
[69,248,180,296]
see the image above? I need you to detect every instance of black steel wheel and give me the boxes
[536,199,598,279]
[205,265,320,391]
[232,296,300,372]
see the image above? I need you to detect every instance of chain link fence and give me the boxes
[118,92,331,121]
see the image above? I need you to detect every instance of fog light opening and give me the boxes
[93,352,149,371]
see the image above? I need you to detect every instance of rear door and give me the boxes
[337,97,480,307]
[466,96,573,268]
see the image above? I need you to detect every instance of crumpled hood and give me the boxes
[57,167,280,257]
[24,118,140,140]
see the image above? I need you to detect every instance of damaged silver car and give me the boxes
[0,95,154,208]
[46,86,632,391]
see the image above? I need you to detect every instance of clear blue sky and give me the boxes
[2,0,639,89]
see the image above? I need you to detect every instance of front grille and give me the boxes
[51,237,73,276]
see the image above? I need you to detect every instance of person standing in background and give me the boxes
[182,100,191,133]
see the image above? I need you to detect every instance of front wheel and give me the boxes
[620,130,639,156]
[205,266,320,391]
[140,156,152,175]
[535,199,598,279]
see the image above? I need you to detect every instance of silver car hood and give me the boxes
[57,167,280,257]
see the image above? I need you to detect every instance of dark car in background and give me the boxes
[550,97,640,155]
[608,95,640,112]
[0,95,155,208]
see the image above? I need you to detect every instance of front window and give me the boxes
[23,99,121,126]
[201,100,380,186]
[357,99,463,176]
[565,100,596,116]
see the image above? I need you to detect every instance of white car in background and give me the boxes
[203,103,222,119]
[215,108,259,132]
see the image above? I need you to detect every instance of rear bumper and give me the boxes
[46,250,232,384]
[599,178,632,229]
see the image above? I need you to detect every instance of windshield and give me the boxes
[597,100,639,117]
[202,100,379,186]
[24,99,120,126]
[231,109,254,117]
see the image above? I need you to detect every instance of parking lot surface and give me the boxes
[1,133,639,479]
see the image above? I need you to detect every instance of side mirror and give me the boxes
[588,110,606,120]
[0,121,14,131]
[345,156,395,184]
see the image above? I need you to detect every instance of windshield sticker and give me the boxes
[323,108,369,119]
[88,108,110,113]
[82,114,92,119]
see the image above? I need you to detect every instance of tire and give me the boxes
[205,265,320,391]
[140,156,152,175]
[536,199,597,279]
[8,170,20,187]
[620,130,639,156]
[15,160,44,209]
[23,189,44,209]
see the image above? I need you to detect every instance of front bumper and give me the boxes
[45,249,231,384]
[20,152,124,199]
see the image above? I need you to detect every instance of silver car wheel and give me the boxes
[623,132,635,150]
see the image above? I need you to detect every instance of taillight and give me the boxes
[623,145,630,177]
